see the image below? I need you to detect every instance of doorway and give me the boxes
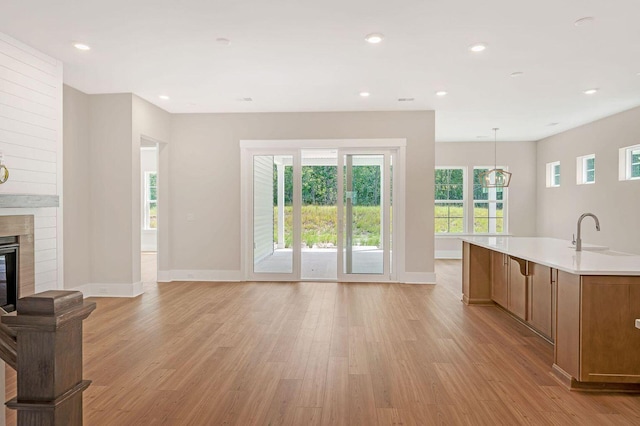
[141,144,158,283]
[243,140,403,282]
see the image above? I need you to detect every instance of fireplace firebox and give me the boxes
[0,236,18,312]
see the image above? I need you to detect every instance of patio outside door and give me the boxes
[337,151,394,281]
[247,147,396,282]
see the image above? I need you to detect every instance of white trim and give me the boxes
[576,153,596,185]
[157,269,243,282]
[240,138,407,149]
[619,144,640,181]
[401,272,437,284]
[435,250,462,259]
[241,139,407,283]
[70,282,144,298]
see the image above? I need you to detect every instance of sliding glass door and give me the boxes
[247,147,396,282]
[337,151,394,281]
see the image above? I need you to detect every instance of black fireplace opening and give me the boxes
[0,236,18,313]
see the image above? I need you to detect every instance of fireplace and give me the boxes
[0,215,35,300]
[0,236,18,312]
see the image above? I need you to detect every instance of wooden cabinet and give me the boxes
[528,263,554,339]
[579,276,640,383]
[508,257,528,320]
[490,254,554,338]
[490,251,508,308]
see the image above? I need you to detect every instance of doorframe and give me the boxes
[240,139,406,282]
[337,149,396,282]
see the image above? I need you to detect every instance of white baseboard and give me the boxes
[157,269,243,282]
[69,282,144,298]
[401,272,437,284]
[435,250,462,259]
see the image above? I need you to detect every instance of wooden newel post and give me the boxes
[1,291,96,426]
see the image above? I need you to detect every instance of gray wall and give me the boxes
[63,85,91,289]
[64,89,171,294]
[536,105,640,254]
[168,111,435,280]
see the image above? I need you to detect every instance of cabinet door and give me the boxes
[528,263,552,339]
[508,257,528,320]
[491,251,508,308]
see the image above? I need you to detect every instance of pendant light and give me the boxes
[481,128,511,188]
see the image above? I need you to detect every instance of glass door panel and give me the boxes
[301,150,338,280]
[253,154,294,274]
[339,152,391,279]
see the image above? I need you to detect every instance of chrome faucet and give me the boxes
[574,213,600,251]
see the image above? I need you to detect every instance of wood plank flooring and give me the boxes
[4,260,640,425]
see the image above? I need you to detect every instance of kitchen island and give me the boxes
[461,236,640,392]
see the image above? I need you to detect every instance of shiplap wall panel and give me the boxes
[0,32,63,292]
[253,155,274,264]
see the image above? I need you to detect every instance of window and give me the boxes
[619,144,640,181]
[577,154,595,184]
[473,168,505,233]
[144,172,157,229]
[546,161,561,187]
[434,168,464,233]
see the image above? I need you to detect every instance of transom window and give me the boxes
[473,168,505,233]
[619,144,640,181]
[434,168,464,233]
[577,154,595,184]
[546,161,561,187]
[144,172,157,230]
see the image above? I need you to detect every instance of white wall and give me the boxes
[0,32,63,293]
[140,147,157,252]
[166,111,435,283]
[536,105,640,254]
[435,141,538,258]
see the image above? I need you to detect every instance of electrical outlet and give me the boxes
[187,213,195,222]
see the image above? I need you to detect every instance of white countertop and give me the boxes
[460,236,640,276]
[636,319,640,329]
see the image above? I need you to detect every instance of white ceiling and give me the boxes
[1,0,639,142]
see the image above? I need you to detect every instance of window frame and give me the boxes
[472,166,508,235]
[434,167,466,234]
[619,144,640,181]
[143,171,158,230]
[546,161,561,187]
[576,154,596,185]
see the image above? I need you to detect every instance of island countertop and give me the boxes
[460,236,640,276]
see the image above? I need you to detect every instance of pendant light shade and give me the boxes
[481,128,511,188]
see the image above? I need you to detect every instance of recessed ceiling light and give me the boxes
[435,91,448,97]
[398,98,415,102]
[476,135,489,139]
[216,38,231,46]
[510,72,524,77]
[364,33,384,44]
[469,43,487,52]
[237,97,253,102]
[158,95,170,100]
[73,43,91,51]
[548,122,559,126]
[359,92,370,97]
[583,88,599,95]
[574,17,595,26]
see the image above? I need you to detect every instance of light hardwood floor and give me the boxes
[5,260,640,425]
